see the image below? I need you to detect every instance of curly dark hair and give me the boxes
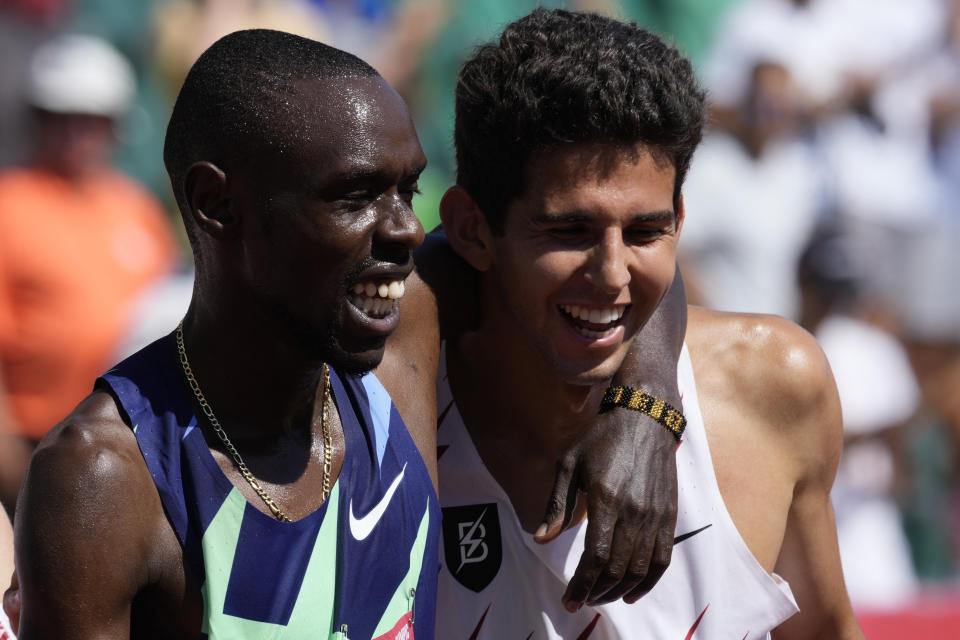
[163,29,378,217]
[454,8,706,232]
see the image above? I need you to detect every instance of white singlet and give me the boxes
[435,344,799,639]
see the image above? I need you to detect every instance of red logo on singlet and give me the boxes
[372,611,414,640]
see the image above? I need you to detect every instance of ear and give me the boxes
[439,186,495,272]
[184,161,236,237]
[675,193,686,238]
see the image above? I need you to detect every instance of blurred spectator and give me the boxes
[0,1,70,170]
[893,225,960,583]
[306,0,450,96]
[705,0,944,117]
[926,0,960,224]
[797,224,920,608]
[680,59,824,318]
[153,0,327,98]
[0,34,177,512]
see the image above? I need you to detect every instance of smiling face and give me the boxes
[233,75,426,373]
[483,142,681,384]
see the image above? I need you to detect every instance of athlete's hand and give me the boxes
[535,267,686,610]
[536,412,678,610]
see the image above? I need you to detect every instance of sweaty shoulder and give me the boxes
[18,391,168,581]
[31,391,145,482]
[685,307,842,480]
[16,391,179,636]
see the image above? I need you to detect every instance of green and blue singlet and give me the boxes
[98,334,440,639]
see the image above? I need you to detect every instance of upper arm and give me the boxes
[378,268,440,489]
[756,322,862,640]
[378,230,484,489]
[15,396,162,640]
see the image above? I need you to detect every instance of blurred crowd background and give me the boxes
[0,0,958,628]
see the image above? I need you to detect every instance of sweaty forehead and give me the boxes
[280,76,423,177]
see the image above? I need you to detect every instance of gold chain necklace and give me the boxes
[175,322,333,522]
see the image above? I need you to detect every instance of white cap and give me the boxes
[27,34,135,118]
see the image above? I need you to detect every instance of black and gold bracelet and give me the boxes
[599,385,686,442]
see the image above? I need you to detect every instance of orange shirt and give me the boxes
[0,168,177,439]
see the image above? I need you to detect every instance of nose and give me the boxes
[584,228,630,293]
[372,194,425,261]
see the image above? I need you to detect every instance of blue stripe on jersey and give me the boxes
[361,372,393,468]
[97,332,441,639]
[223,499,331,624]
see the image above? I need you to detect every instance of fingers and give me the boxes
[572,466,678,608]
[562,485,617,611]
[535,453,579,543]
[623,528,672,604]
[586,516,654,605]
[620,469,677,604]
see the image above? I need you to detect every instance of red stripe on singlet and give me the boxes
[468,603,492,640]
[575,613,602,639]
[684,604,709,640]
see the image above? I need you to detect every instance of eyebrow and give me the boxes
[532,209,676,224]
[334,164,426,183]
[313,164,425,195]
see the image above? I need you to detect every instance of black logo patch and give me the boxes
[442,503,502,593]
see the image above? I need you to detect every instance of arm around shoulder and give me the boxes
[377,266,441,489]
[15,393,164,640]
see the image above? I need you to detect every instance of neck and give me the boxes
[447,298,608,530]
[455,337,603,456]
[179,291,327,438]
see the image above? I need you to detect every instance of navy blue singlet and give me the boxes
[97,333,440,639]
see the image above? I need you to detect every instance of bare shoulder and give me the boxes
[18,391,167,589]
[26,391,152,501]
[686,307,842,478]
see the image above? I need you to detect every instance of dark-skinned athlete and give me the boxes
[10,29,686,639]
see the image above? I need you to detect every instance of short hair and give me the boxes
[163,29,378,215]
[454,9,706,232]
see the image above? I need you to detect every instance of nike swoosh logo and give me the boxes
[674,523,712,544]
[349,462,407,540]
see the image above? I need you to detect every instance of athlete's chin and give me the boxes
[327,339,387,376]
[547,355,623,388]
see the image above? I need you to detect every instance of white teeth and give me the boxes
[348,279,407,317]
[559,304,626,325]
[354,280,406,299]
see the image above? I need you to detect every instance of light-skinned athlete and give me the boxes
[433,9,865,639]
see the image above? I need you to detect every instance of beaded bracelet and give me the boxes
[599,385,687,442]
